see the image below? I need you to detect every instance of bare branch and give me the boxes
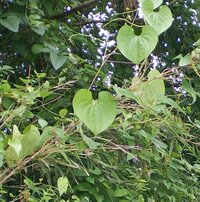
[50,0,99,20]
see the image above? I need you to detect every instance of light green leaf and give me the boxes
[18,125,41,156]
[163,180,171,189]
[31,44,43,54]
[31,24,46,35]
[80,127,101,149]
[22,110,34,119]
[0,65,13,73]
[147,69,165,95]
[138,0,163,9]
[54,127,65,138]
[57,176,69,196]
[132,69,165,107]
[142,0,173,34]
[13,125,21,138]
[194,119,200,128]
[81,133,101,149]
[133,84,158,107]
[114,189,129,197]
[5,125,41,167]
[0,16,20,32]
[178,54,192,66]
[8,138,22,157]
[12,105,26,117]
[50,52,67,70]
[38,119,48,128]
[138,194,145,202]
[113,85,140,103]
[152,138,168,149]
[39,126,55,145]
[114,70,165,108]
[193,164,200,172]
[73,89,116,135]
[182,79,197,103]
[157,95,185,114]
[0,152,4,168]
[36,72,46,79]
[59,108,68,118]
[117,24,158,64]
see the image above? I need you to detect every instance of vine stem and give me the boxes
[88,47,117,90]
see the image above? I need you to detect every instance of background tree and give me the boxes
[0,0,200,201]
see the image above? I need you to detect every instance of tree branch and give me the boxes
[50,0,99,20]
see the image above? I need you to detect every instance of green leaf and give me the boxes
[59,108,68,118]
[138,0,163,9]
[50,52,67,70]
[178,54,192,66]
[163,180,171,189]
[13,125,21,138]
[157,95,185,114]
[19,125,41,156]
[117,24,158,64]
[54,127,65,138]
[16,0,26,6]
[34,70,47,79]
[193,164,200,172]
[39,126,55,145]
[73,89,116,135]
[182,79,197,103]
[5,125,41,167]
[38,119,48,128]
[113,85,140,103]
[81,134,100,149]
[152,138,168,149]
[80,127,101,149]
[147,69,165,95]
[57,176,69,196]
[8,138,22,158]
[131,69,165,107]
[31,44,44,54]
[114,70,165,108]
[138,194,145,202]
[0,16,20,32]
[12,105,26,117]
[31,24,46,35]
[22,110,34,119]
[0,152,3,168]
[114,189,129,197]
[142,0,173,34]
[194,119,200,129]
[0,65,13,74]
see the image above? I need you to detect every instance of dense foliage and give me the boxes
[0,0,200,201]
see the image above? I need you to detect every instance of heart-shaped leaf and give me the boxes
[147,69,165,95]
[138,0,163,9]
[7,138,22,158]
[0,16,20,32]
[142,0,173,34]
[131,69,165,107]
[50,51,67,70]
[73,89,116,135]
[5,125,41,167]
[117,24,158,64]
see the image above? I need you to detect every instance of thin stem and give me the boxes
[88,47,117,90]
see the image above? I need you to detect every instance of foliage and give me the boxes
[0,0,200,201]
[73,89,116,135]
